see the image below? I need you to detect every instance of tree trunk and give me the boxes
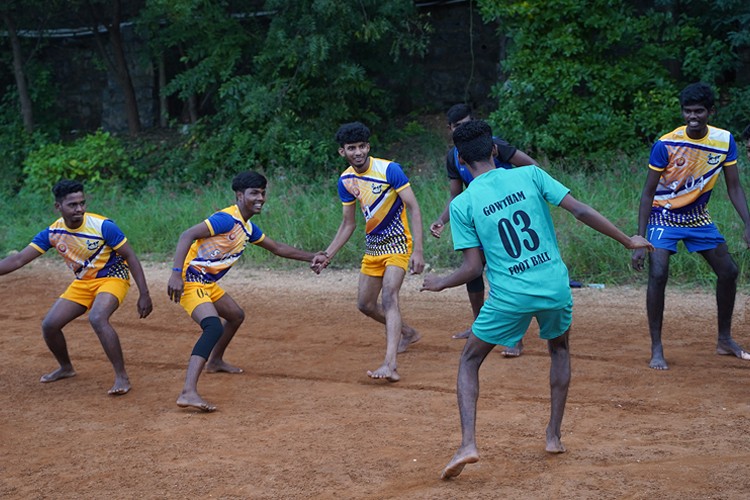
[3,13,34,133]
[107,0,140,135]
[158,55,167,128]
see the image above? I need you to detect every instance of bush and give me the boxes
[21,130,144,193]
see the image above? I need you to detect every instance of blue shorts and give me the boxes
[471,300,572,348]
[646,223,725,253]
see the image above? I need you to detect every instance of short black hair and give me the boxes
[231,171,267,193]
[742,124,750,141]
[452,120,494,165]
[446,104,472,125]
[335,122,370,146]
[679,82,715,109]
[52,179,84,202]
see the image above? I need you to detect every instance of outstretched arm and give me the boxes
[559,194,653,251]
[421,247,483,292]
[508,149,538,167]
[723,164,750,248]
[115,241,153,318]
[0,246,42,276]
[257,236,324,264]
[312,204,357,272]
[399,186,425,274]
[167,222,211,303]
[430,179,463,238]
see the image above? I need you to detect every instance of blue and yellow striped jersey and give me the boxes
[648,125,738,227]
[30,212,129,280]
[337,157,413,256]
[183,204,265,283]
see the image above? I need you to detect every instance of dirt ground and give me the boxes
[2,262,750,499]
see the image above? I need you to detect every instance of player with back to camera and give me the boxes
[0,179,153,395]
[429,104,538,355]
[421,120,653,480]
[631,82,750,370]
[167,170,325,412]
[312,122,424,382]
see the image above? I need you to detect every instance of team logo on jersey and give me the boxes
[372,184,382,195]
[675,157,686,167]
[57,243,67,253]
[707,153,722,166]
[86,240,99,250]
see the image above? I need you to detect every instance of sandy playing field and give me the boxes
[2,261,750,499]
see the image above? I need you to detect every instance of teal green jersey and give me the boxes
[450,166,571,312]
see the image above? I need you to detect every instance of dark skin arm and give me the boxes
[631,168,662,272]
[0,246,42,275]
[312,203,357,272]
[723,164,750,248]
[421,247,483,292]
[167,222,211,303]
[115,241,153,318]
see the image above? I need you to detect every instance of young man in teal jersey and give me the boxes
[631,82,750,370]
[421,120,653,480]
[0,179,153,396]
[430,104,537,354]
[312,122,424,383]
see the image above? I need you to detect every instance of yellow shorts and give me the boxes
[60,277,130,310]
[360,253,410,277]
[180,281,226,316]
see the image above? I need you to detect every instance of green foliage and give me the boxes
[203,0,430,177]
[478,0,750,161]
[21,130,144,193]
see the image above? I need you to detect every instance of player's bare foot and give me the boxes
[716,338,750,360]
[440,446,479,480]
[39,367,76,383]
[176,393,217,412]
[649,345,669,370]
[546,427,566,453]
[501,339,523,357]
[367,364,400,382]
[108,376,131,396]
[398,329,421,353]
[451,328,471,340]
[205,360,244,373]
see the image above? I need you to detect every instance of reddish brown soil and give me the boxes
[2,262,750,499]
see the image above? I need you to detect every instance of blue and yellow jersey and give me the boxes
[29,213,129,280]
[183,204,265,283]
[338,157,413,256]
[648,125,738,227]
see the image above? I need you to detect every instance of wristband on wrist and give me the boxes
[172,267,182,272]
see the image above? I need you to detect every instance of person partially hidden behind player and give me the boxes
[631,82,750,370]
[167,170,325,412]
[421,120,653,480]
[0,179,153,395]
[429,104,538,355]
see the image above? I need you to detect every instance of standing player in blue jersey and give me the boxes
[312,122,424,382]
[429,104,538,352]
[0,179,153,395]
[421,120,652,480]
[167,171,325,412]
[631,82,750,370]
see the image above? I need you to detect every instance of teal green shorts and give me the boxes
[472,300,572,347]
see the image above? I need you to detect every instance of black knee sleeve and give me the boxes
[466,275,485,294]
[192,316,223,360]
